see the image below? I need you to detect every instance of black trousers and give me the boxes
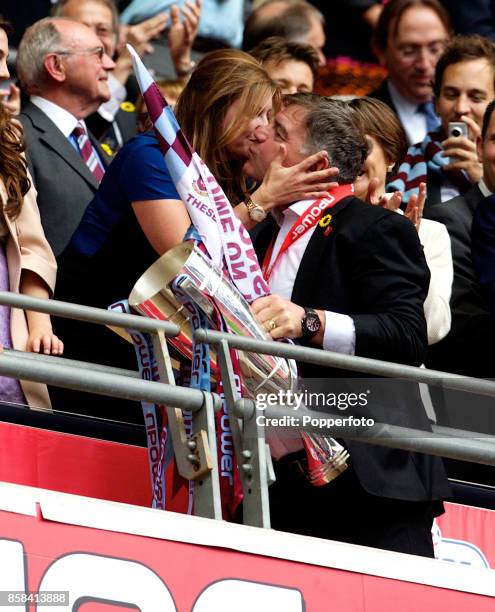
[269,453,437,557]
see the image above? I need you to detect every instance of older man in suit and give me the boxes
[16,17,115,256]
[245,93,450,556]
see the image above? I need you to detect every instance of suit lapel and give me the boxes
[291,196,352,305]
[24,104,100,190]
[465,183,483,213]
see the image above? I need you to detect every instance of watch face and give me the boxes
[305,313,321,333]
[251,206,267,222]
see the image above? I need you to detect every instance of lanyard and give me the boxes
[261,184,354,281]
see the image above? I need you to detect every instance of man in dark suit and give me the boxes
[369,0,451,145]
[421,101,495,482]
[16,17,115,256]
[425,185,491,379]
[246,93,450,556]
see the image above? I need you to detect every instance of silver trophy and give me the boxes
[129,241,349,483]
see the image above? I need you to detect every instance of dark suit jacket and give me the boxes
[369,79,398,116]
[256,196,450,502]
[86,105,137,153]
[472,192,495,314]
[424,184,495,377]
[20,102,111,256]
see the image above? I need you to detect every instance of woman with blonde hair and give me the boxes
[55,49,335,420]
[0,19,63,408]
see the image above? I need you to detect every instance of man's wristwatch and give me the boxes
[245,196,267,222]
[301,308,322,341]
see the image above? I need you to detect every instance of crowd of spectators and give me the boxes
[2,0,495,556]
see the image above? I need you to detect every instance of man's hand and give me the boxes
[123,12,169,57]
[442,115,483,183]
[169,0,201,76]
[251,294,305,340]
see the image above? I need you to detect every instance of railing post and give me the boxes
[151,330,222,519]
[216,340,271,528]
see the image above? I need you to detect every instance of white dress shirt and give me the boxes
[98,73,126,122]
[30,95,105,166]
[479,178,493,197]
[388,81,428,146]
[30,95,80,137]
[268,200,356,354]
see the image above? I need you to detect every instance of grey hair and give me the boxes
[284,93,369,184]
[16,18,64,95]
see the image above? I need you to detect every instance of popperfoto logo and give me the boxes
[255,390,375,430]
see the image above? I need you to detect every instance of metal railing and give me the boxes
[1,290,495,528]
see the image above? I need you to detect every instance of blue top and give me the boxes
[69,131,180,258]
[57,131,181,311]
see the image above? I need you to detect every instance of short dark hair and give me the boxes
[242,1,324,52]
[348,97,407,174]
[482,99,495,140]
[373,0,451,51]
[434,34,495,97]
[283,93,368,184]
[0,16,12,36]
[250,36,319,83]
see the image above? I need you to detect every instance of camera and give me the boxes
[448,122,468,139]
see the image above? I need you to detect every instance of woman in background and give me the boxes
[0,19,63,408]
[349,96,453,345]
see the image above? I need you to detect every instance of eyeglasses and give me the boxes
[54,46,105,61]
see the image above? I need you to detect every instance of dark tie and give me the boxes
[72,124,105,183]
[417,102,440,133]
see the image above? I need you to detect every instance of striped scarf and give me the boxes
[386,130,472,203]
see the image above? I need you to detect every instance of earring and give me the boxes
[387,164,394,173]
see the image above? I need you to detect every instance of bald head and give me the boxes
[256,0,289,20]
[243,0,326,65]
[53,0,118,56]
[17,17,114,117]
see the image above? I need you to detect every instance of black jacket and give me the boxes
[256,196,451,502]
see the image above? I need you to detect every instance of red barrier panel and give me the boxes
[0,483,493,611]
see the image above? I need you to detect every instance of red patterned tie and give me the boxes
[72,123,105,183]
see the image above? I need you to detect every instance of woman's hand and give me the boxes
[253,144,339,212]
[365,177,403,210]
[0,83,21,116]
[365,178,426,232]
[27,326,64,356]
[404,182,426,231]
